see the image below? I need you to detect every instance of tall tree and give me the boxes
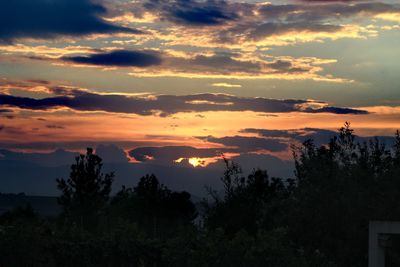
[57,148,113,228]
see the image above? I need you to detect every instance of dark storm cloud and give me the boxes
[196,135,288,152]
[0,0,140,42]
[0,92,368,116]
[63,50,163,67]
[144,0,238,26]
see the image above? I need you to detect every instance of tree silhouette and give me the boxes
[290,122,400,267]
[57,147,113,228]
[111,174,197,237]
[3,124,400,266]
[203,158,290,236]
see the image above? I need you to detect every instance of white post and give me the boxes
[369,221,400,267]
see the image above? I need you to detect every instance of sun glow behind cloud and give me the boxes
[188,157,205,167]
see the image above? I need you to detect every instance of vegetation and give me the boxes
[1,123,400,266]
[57,147,113,229]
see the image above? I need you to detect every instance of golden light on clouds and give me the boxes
[375,13,400,23]
[211,83,242,88]
[0,44,96,58]
[2,107,400,152]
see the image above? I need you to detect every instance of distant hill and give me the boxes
[0,149,294,197]
[0,193,60,216]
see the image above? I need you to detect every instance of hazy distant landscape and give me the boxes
[0,128,396,197]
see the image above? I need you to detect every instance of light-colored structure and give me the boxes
[369,221,400,267]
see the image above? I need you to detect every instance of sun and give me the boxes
[188,157,204,167]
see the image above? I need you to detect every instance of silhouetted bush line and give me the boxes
[1,123,400,266]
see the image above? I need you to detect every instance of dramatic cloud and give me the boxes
[55,49,346,81]
[0,0,140,42]
[143,0,239,26]
[216,2,400,45]
[0,90,368,116]
[218,21,342,44]
[63,50,163,67]
[0,0,399,199]
[161,54,314,76]
[1,1,398,49]
[132,1,400,47]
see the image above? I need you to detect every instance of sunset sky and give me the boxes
[1,0,400,171]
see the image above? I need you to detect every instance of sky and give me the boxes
[0,0,400,181]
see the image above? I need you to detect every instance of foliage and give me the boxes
[203,158,293,236]
[2,124,400,266]
[290,122,400,267]
[110,174,197,238]
[56,148,114,229]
